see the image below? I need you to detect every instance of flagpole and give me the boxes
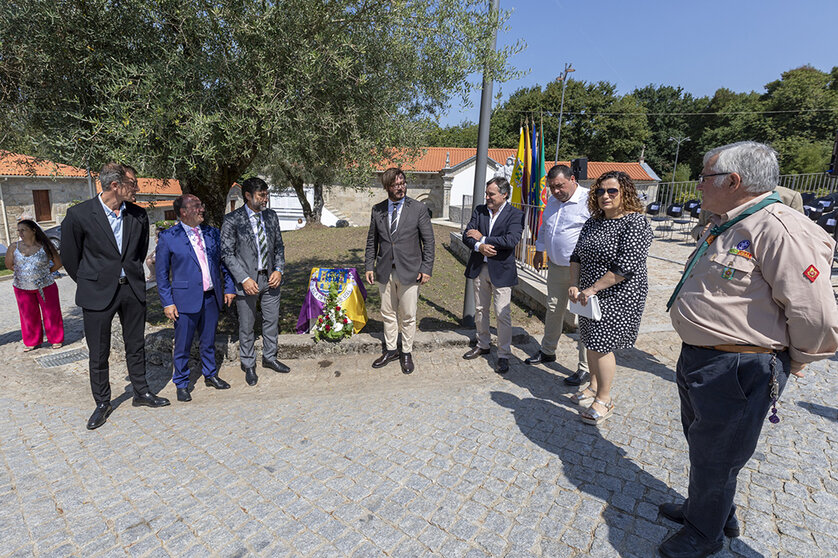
[462,0,500,328]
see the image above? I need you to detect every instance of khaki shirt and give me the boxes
[671,191,838,363]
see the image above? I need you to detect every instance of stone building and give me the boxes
[0,150,182,247]
[322,147,661,226]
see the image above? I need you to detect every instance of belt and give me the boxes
[257,270,268,275]
[702,344,777,354]
[118,277,128,285]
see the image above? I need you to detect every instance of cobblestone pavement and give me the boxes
[1,240,837,557]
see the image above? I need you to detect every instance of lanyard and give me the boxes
[666,192,780,311]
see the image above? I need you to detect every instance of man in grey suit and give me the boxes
[221,177,289,386]
[365,167,435,374]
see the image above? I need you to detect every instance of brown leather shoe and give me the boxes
[400,352,415,374]
[462,346,490,360]
[372,350,399,369]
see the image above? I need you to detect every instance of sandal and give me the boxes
[570,387,596,406]
[51,343,63,350]
[580,398,615,425]
[23,345,36,352]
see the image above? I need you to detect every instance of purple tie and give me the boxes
[192,227,212,291]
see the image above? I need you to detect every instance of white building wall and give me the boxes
[449,163,498,208]
[269,187,339,231]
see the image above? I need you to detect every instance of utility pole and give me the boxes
[463,0,500,327]
[669,135,690,183]
[554,62,575,163]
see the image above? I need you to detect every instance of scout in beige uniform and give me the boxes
[659,141,838,558]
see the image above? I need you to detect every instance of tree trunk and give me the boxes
[311,181,324,225]
[175,160,253,228]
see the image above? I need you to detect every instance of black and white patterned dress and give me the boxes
[570,212,653,353]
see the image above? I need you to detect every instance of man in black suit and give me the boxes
[462,177,524,374]
[364,167,435,374]
[221,177,289,386]
[61,162,170,430]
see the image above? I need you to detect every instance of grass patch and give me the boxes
[147,224,542,335]
[0,258,12,277]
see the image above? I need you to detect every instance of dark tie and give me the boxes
[390,203,400,235]
[254,214,268,270]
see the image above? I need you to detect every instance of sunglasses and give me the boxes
[595,187,619,197]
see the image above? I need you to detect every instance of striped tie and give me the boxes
[255,214,268,270]
[390,202,399,236]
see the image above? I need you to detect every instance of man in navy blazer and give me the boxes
[156,194,236,402]
[462,177,524,374]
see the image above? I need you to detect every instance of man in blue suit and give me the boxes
[462,177,524,374]
[156,194,236,402]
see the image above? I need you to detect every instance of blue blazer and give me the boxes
[156,223,236,313]
[463,203,524,288]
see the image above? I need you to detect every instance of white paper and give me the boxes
[568,295,602,321]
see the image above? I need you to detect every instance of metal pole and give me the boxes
[554,63,574,163]
[669,135,690,183]
[463,0,500,328]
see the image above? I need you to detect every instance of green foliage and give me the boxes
[154,220,178,230]
[0,0,522,225]
[426,64,838,181]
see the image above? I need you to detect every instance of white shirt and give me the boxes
[535,186,590,266]
[388,199,403,233]
[180,222,213,290]
[475,201,508,262]
[245,205,267,271]
[98,194,126,277]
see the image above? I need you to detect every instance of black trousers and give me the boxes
[676,343,790,542]
[83,283,149,404]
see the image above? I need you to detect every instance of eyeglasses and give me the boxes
[697,172,730,183]
[595,187,619,197]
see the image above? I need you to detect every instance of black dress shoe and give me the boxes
[658,503,740,538]
[524,351,556,365]
[205,375,231,389]
[262,358,291,373]
[372,350,399,368]
[462,346,490,360]
[400,352,415,374]
[243,367,258,386]
[496,358,510,374]
[132,391,171,407]
[176,387,192,402]
[86,403,113,430]
[563,369,590,386]
[658,526,723,558]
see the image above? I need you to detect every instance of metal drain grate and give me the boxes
[35,348,89,368]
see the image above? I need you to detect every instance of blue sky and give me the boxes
[439,0,838,127]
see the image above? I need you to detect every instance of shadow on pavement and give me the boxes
[796,401,837,422]
[491,367,761,557]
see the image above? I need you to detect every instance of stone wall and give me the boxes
[323,172,444,225]
[0,176,92,244]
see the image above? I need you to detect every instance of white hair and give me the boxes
[703,141,779,193]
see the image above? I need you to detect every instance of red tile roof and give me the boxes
[0,151,185,195]
[136,178,180,196]
[377,147,655,181]
[0,150,89,178]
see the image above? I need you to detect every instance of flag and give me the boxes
[510,126,525,205]
[296,268,367,334]
[536,119,549,235]
[529,118,539,206]
[521,123,531,207]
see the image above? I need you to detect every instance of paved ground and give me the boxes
[1,236,837,557]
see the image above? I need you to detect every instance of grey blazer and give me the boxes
[221,206,285,294]
[364,196,435,285]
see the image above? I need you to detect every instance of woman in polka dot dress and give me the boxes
[568,171,653,425]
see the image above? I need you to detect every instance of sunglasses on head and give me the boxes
[595,187,619,196]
